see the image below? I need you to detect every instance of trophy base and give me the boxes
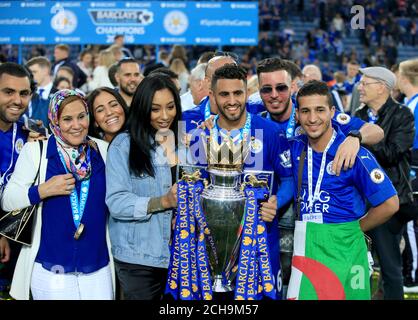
[212,275,234,293]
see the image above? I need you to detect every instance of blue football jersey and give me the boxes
[0,121,28,189]
[289,129,397,223]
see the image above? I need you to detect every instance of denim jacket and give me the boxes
[105,133,173,268]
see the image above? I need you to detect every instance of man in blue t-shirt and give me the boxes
[287,80,399,300]
[0,62,34,297]
[185,64,293,299]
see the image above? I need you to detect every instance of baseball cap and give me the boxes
[359,66,396,89]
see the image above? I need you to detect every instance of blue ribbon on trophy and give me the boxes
[234,180,276,300]
[188,181,199,299]
[165,171,214,300]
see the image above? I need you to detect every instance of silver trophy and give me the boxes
[198,132,252,292]
[200,167,246,292]
[180,130,273,294]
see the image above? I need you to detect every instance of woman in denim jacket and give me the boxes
[105,73,181,300]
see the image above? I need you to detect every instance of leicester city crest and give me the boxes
[164,10,189,36]
[326,161,335,175]
[51,8,78,35]
[294,126,305,137]
[251,138,263,154]
[15,138,24,154]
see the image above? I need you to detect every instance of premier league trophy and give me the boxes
[199,133,249,292]
[166,128,276,300]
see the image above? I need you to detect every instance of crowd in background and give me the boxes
[0,0,418,302]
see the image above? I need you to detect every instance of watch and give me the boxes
[348,130,362,143]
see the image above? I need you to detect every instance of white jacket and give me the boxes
[2,137,115,300]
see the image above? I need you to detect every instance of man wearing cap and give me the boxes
[355,66,415,299]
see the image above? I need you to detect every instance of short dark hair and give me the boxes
[142,62,165,77]
[198,51,215,64]
[149,67,178,80]
[51,76,72,94]
[283,59,303,80]
[116,58,140,72]
[79,49,93,61]
[0,62,34,92]
[256,57,289,78]
[296,80,333,108]
[211,64,247,90]
[108,63,119,87]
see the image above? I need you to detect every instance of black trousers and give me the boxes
[114,259,168,300]
[402,220,418,284]
[368,205,410,300]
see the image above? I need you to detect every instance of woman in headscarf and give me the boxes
[1,89,115,300]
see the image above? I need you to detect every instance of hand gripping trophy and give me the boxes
[165,124,277,301]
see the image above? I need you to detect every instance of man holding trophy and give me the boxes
[167,64,294,300]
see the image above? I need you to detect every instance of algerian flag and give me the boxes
[287,220,370,300]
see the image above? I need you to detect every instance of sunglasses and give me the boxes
[259,84,289,95]
[213,51,239,62]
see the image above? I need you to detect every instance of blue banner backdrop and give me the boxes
[0,1,258,45]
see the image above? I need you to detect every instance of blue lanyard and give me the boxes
[211,112,252,145]
[204,98,212,121]
[0,123,17,191]
[266,104,296,138]
[367,108,378,124]
[286,106,297,138]
[57,147,90,229]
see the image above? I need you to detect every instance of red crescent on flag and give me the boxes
[292,255,346,300]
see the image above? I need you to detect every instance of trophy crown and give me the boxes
[204,130,250,171]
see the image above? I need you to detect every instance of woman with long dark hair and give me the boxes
[105,73,181,300]
[86,87,128,143]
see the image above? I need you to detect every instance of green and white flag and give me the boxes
[287,220,370,300]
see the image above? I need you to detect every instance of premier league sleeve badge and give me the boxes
[336,113,351,125]
[370,168,385,184]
